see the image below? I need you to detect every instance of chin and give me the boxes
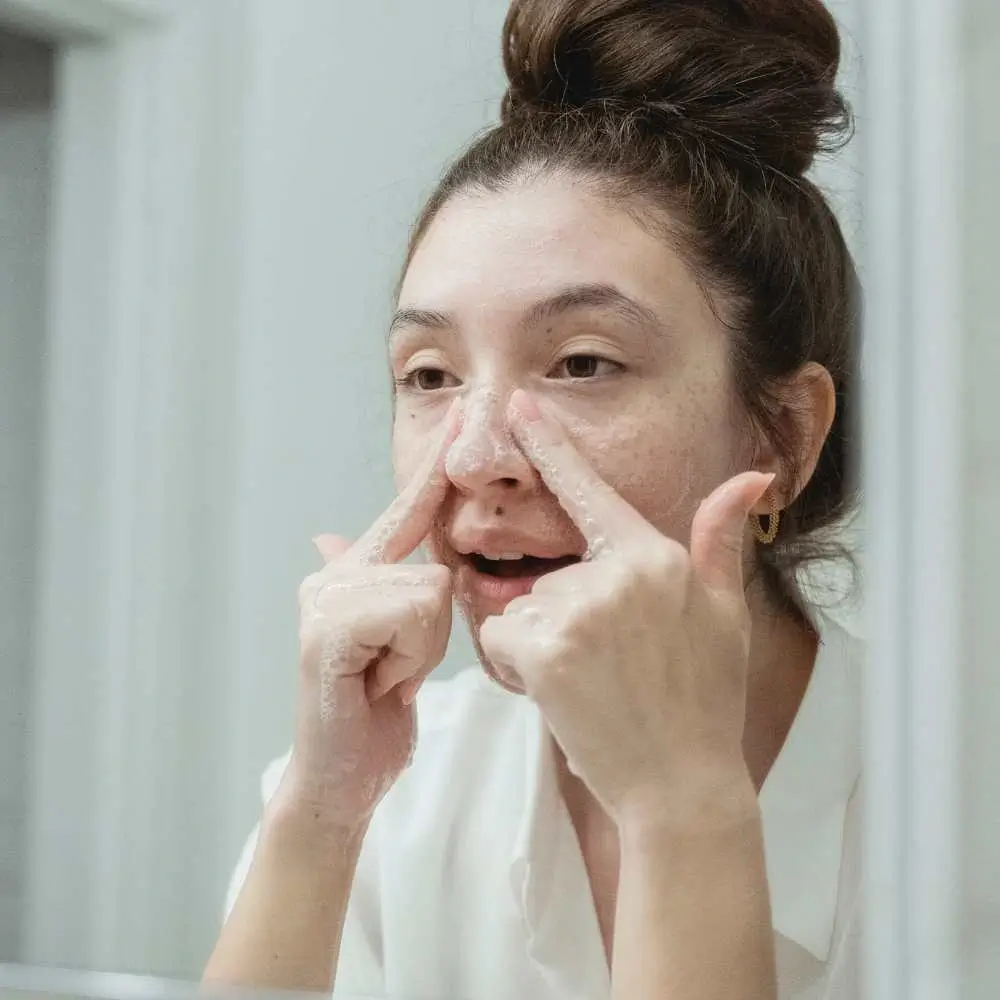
[426,528,580,696]
[478,650,525,695]
[471,629,527,695]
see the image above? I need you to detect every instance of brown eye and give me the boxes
[566,355,598,378]
[555,355,621,380]
[403,368,459,391]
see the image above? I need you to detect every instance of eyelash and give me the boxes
[554,355,623,380]
[394,369,461,393]
[395,354,624,393]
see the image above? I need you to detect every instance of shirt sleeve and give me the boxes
[223,820,259,922]
[221,750,384,997]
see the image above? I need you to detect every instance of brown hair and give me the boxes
[401,0,861,615]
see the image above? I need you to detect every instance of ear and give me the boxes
[761,362,837,512]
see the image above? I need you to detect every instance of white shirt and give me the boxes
[227,614,862,999]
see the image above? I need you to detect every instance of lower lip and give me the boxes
[458,563,549,607]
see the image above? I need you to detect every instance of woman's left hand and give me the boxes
[478,389,774,829]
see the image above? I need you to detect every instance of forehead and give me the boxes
[398,175,708,322]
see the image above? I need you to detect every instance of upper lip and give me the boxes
[449,530,582,561]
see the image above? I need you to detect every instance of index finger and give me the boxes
[506,389,652,557]
[349,400,462,566]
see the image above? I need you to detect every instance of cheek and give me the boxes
[392,403,451,491]
[567,394,742,539]
[391,414,424,491]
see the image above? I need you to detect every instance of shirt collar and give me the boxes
[510,704,552,906]
[511,613,862,965]
[758,613,862,960]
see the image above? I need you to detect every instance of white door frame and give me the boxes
[4,0,173,970]
[2,0,252,975]
[862,0,963,997]
[0,0,159,39]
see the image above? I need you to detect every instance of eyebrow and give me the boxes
[521,283,660,331]
[388,282,661,341]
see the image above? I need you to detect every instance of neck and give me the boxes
[740,580,818,789]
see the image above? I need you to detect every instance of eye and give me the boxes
[397,367,461,392]
[552,354,623,380]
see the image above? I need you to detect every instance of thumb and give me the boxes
[690,472,775,596]
[312,533,352,564]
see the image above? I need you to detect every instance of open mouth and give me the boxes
[466,552,581,579]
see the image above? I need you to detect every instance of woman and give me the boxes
[205,0,862,997]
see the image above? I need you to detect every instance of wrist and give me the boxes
[615,761,760,843]
[263,779,371,861]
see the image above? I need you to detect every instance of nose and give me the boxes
[445,385,537,494]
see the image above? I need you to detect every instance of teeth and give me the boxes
[479,551,524,561]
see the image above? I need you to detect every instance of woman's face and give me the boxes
[391,174,750,685]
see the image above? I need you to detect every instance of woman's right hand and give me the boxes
[273,404,461,832]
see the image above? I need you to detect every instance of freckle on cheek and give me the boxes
[567,403,703,541]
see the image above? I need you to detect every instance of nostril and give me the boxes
[499,478,518,489]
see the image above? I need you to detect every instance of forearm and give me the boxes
[612,777,777,1000]
[203,799,366,993]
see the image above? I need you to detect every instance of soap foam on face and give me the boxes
[445,385,522,482]
[513,414,611,561]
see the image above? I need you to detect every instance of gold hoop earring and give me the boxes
[751,491,781,545]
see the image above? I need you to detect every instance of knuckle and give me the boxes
[479,617,518,669]
[519,633,573,698]
[562,597,595,633]
[299,622,347,675]
[504,595,536,619]
[423,563,452,590]
[546,629,577,665]
[602,559,635,593]
[639,538,690,585]
[411,586,446,623]
[477,614,504,652]
[578,562,632,616]
[298,571,323,608]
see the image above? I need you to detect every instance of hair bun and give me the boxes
[501,0,851,177]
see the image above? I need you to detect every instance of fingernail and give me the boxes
[400,677,422,706]
[748,472,778,511]
[510,389,542,422]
